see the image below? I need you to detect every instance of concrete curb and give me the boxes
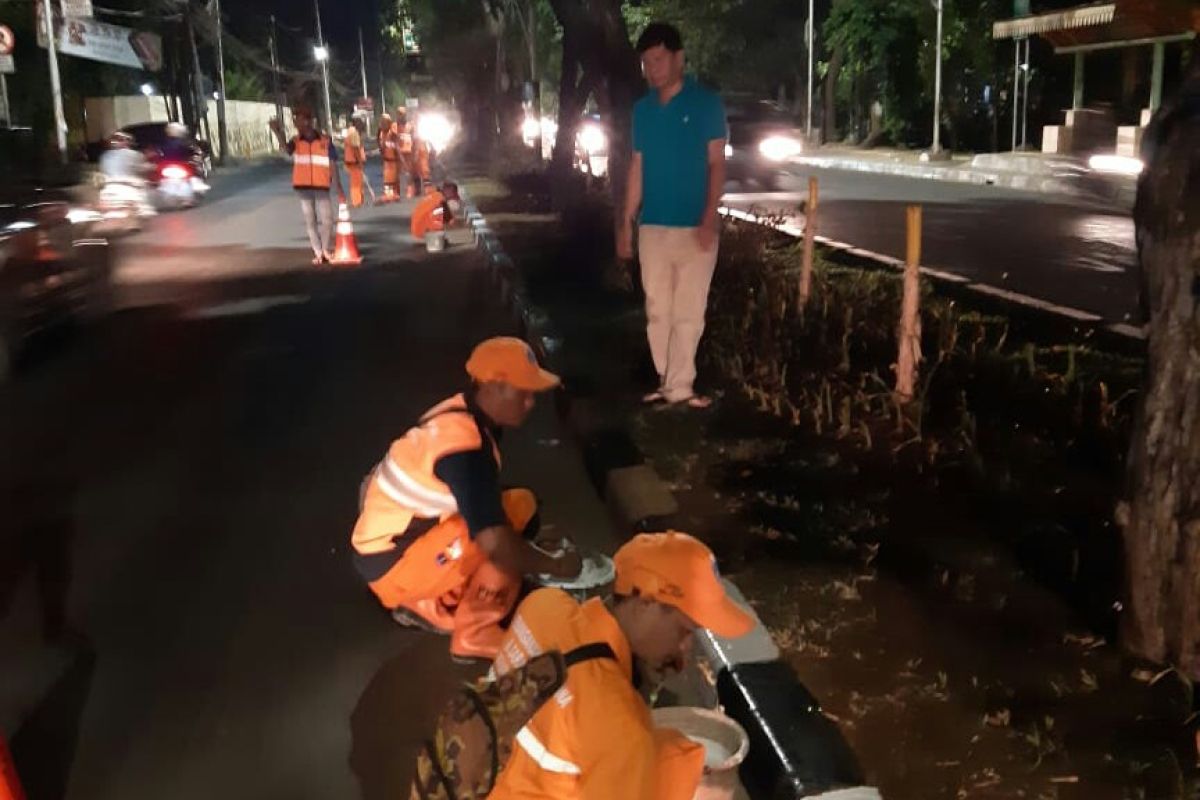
[719,205,1148,343]
[462,192,878,800]
[789,153,1135,208]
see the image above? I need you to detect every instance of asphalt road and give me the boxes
[723,166,1140,324]
[0,164,513,800]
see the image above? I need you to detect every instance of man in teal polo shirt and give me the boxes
[618,22,727,409]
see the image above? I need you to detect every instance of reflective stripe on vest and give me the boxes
[292,136,332,189]
[514,726,582,775]
[373,456,458,517]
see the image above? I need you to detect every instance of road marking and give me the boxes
[187,294,309,319]
[719,206,1141,338]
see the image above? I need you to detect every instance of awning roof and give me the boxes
[993,0,1199,50]
[993,4,1114,40]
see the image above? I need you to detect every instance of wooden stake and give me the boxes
[894,204,923,403]
[799,176,819,307]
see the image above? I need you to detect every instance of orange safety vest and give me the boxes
[352,394,500,556]
[292,134,332,189]
[488,589,705,800]
[398,122,414,154]
[380,128,399,161]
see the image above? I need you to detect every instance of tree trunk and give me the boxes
[1119,38,1200,680]
[823,45,843,145]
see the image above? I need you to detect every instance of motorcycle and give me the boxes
[153,161,210,210]
[95,177,153,235]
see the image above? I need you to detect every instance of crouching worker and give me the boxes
[484,532,755,799]
[351,337,582,662]
[410,181,462,240]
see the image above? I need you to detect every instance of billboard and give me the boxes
[36,5,162,71]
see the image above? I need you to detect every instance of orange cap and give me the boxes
[465,336,561,392]
[613,532,754,639]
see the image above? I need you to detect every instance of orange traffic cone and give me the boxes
[0,735,26,800]
[330,204,363,266]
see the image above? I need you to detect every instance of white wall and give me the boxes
[84,96,294,158]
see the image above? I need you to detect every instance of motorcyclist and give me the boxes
[99,131,155,218]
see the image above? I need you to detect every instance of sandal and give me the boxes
[642,389,667,404]
[672,394,713,409]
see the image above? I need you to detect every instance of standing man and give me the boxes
[395,108,417,197]
[617,23,727,409]
[343,116,367,208]
[378,113,400,202]
[270,105,346,265]
[350,337,582,662]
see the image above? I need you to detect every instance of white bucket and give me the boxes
[425,230,446,252]
[652,706,749,800]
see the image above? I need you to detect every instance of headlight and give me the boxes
[578,124,606,155]
[724,143,733,160]
[417,113,456,153]
[1087,154,1143,176]
[758,135,803,162]
[521,116,540,143]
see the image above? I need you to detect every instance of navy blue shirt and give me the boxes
[632,77,726,227]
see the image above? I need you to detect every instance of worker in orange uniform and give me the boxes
[378,113,400,202]
[269,105,345,265]
[350,337,582,662]
[395,108,417,197]
[343,116,367,208]
[486,531,755,799]
[410,181,462,240]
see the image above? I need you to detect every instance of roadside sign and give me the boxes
[0,25,14,56]
[354,96,374,111]
[36,6,162,71]
[0,55,13,74]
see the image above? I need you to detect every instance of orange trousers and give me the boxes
[346,164,364,207]
[382,159,400,199]
[366,488,538,615]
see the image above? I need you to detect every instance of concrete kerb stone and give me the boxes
[464,190,875,799]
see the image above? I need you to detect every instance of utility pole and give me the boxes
[358,27,368,98]
[0,74,10,126]
[269,14,284,132]
[1011,39,1020,151]
[931,0,943,154]
[40,0,68,161]
[1020,37,1031,148]
[806,0,814,141]
[214,0,229,164]
[377,53,386,118]
[313,0,333,130]
[186,7,210,142]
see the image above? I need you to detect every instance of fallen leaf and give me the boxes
[1080,669,1099,692]
[1049,776,1079,784]
[984,708,1011,727]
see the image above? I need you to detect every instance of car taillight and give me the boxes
[161,164,190,180]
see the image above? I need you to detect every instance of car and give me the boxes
[723,97,807,191]
[87,122,213,179]
[0,127,115,383]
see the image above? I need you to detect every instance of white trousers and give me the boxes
[638,225,719,401]
[298,190,334,255]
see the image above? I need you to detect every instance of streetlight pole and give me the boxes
[268,15,284,133]
[358,27,369,99]
[313,0,333,130]
[214,0,229,165]
[1020,37,1031,148]
[806,0,814,142]
[931,0,943,154]
[40,0,68,162]
[1011,39,1020,151]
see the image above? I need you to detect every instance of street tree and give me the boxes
[1118,38,1200,680]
